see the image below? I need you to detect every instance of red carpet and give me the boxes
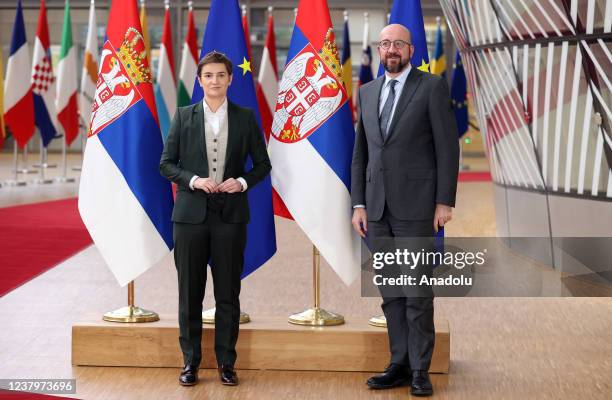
[458,171,492,182]
[0,198,92,297]
[0,390,78,399]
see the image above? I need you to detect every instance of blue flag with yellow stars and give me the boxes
[451,51,469,138]
[192,0,277,278]
[378,0,430,76]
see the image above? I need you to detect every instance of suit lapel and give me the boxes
[368,76,385,144]
[225,102,239,174]
[193,102,208,164]
[385,68,423,143]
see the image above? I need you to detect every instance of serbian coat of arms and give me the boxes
[88,27,151,137]
[271,29,349,143]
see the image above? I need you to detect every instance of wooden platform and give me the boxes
[72,315,450,373]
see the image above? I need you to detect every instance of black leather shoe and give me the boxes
[366,364,411,389]
[218,364,238,386]
[179,365,198,386]
[410,370,433,396]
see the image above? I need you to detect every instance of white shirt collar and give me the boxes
[384,63,412,87]
[202,97,228,115]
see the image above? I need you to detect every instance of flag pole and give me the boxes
[17,145,37,175]
[103,281,159,323]
[5,141,27,186]
[56,132,75,183]
[288,245,345,326]
[33,137,54,184]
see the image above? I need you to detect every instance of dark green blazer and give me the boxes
[159,101,271,224]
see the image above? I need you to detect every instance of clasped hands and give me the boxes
[193,177,243,194]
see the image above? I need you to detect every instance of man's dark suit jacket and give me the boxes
[351,68,459,221]
[159,101,271,224]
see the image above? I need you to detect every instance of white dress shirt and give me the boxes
[189,98,247,191]
[378,63,412,133]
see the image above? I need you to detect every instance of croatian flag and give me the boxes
[78,0,174,286]
[154,2,176,139]
[4,0,34,149]
[268,0,360,286]
[192,0,276,278]
[31,0,58,147]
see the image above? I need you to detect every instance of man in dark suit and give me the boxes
[160,51,271,387]
[351,24,459,397]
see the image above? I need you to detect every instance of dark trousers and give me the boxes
[173,207,246,367]
[368,205,435,371]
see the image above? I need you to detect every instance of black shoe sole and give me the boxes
[221,381,238,386]
[367,378,410,390]
[411,388,433,396]
[179,380,198,387]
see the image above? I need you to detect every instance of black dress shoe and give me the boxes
[410,370,433,396]
[218,364,238,386]
[179,365,198,386]
[366,364,411,389]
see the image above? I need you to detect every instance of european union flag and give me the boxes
[192,0,277,278]
[378,0,430,76]
[451,51,469,138]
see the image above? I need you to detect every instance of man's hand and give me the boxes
[352,208,368,238]
[433,204,453,233]
[193,177,218,193]
[218,178,243,193]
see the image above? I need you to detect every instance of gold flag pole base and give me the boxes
[368,314,387,328]
[288,307,344,326]
[103,305,160,323]
[202,307,251,324]
[102,281,159,323]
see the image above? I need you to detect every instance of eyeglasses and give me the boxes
[378,40,412,50]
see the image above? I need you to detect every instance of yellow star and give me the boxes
[238,57,251,76]
[417,59,430,73]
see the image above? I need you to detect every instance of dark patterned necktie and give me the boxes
[379,79,398,139]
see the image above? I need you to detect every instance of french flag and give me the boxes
[268,0,360,285]
[4,0,34,149]
[78,0,174,286]
[31,0,58,147]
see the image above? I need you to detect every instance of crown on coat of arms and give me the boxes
[319,28,342,78]
[118,27,151,85]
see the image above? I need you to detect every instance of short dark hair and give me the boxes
[197,51,233,77]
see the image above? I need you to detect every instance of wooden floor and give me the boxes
[1,152,612,399]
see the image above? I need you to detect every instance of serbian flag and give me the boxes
[0,50,5,149]
[56,0,79,146]
[177,3,197,108]
[31,0,58,147]
[4,0,34,149]
[192,0,276,278]
[80,0,98,129]
[268,0,360,286]
[155,3,176,139]
[78,0,174,286]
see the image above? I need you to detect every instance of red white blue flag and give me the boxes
[78,0,173,286]
[268,0,360,285]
